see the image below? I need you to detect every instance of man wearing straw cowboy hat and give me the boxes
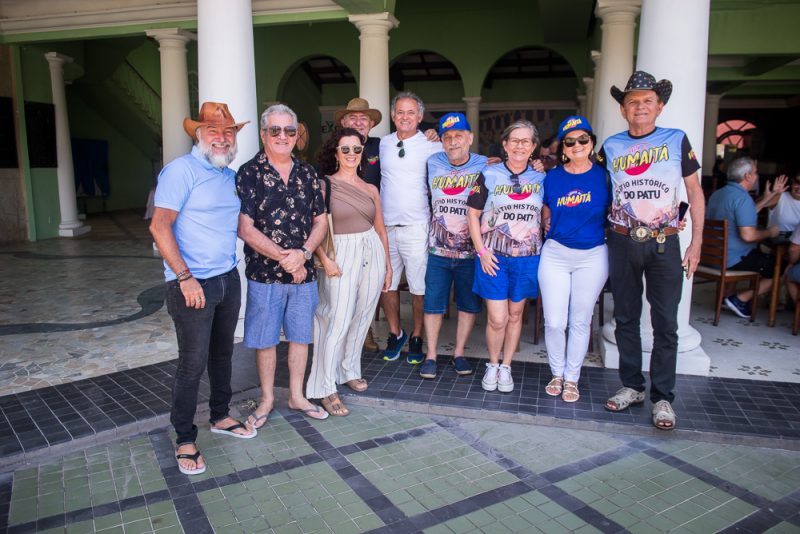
[150,102,256,476]
[598,71,705,431]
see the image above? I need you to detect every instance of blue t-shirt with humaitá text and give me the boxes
[543,163,609,249]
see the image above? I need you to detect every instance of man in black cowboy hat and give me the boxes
[598,71,705,431]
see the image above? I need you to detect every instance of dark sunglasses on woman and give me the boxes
[562,134,591,148]
[337,145,364,155]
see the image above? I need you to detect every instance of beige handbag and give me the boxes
[315,177,336,269]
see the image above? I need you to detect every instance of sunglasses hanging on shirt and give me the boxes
[396,140,405,158]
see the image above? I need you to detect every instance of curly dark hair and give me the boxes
[318,127,366,178]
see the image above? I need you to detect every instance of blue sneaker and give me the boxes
[452,356,472,376]
[419,359,437,379]
[724,295,751,319]
[406,336,424,364]
[383,330,408,361]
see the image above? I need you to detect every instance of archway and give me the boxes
[478,46,578,156]
[277,55,357,164]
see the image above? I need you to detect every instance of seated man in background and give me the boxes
[707,156,779,318]
[766,173,800,232]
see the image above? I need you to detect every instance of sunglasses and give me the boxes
[562,134,591,147]
[265,126,298,137]
[397,140,405,158]
[509,173,522,195]
[337,145,364,155]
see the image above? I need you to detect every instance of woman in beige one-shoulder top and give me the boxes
[306,128,391,416]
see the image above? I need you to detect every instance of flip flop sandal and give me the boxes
[545,377,563,396]
[176,449,206,475]
[346,378,368,392]
[247,410,272,430]
[652,400,676,430]
[562,382,580,403]
[605,387,646,412]
[210,420,257,439]
[322,393,350,417]
[289,405,330,420]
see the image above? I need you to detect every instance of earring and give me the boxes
[595,151,604,163]
[357,162,362,173]
[560,153,569,164]
[335,160,339,171]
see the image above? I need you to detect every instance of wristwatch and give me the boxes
[300,247,312,261]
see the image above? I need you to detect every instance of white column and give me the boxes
[589,50,602,124]
[593,0,641,143]
[197,0,259,336]
[146,28,195,165]
[582,77,594,120]
[601,0,711,376]
[463,96,481,152]
[702,93,722,175]
[45,52,90,238]
[349,12,399,138]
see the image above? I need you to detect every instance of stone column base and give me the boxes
[601,339,711,376]
[58,224,91,237]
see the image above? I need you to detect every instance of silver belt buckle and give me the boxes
[629,226,653,242]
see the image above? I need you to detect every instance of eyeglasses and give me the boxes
[264,126,298,137]
[562,134,591,148]
[507,138,533,148]
[337,145,364,155]
[397,140,405,158]
[509,173,522,195]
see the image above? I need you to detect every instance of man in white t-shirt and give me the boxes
[379,91,442,363]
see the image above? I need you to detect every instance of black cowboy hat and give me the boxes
[610,70,673,105]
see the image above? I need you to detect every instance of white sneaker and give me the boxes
[482,363,499,391]
[498,364,514,393]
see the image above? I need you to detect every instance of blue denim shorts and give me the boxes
[244,280,318,348]
[423,253,481,314]
[789,262,800,284]
[473,254,540,302]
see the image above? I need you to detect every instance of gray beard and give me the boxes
[198,138,237,168]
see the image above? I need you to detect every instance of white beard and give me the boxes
[198,138,237,168]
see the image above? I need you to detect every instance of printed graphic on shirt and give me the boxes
[603,128,697,230]
[428,153,487,258]
[467,164,545,257]
[556,189,592,208]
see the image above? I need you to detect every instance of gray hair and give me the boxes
[727,156,755,184]
[260,104,298,130]
[391,91,425,117]
[501,119,540,147]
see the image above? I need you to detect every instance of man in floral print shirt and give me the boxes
[237,104,330,423]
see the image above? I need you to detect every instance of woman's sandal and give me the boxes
[346,378,368,392]
[545,377,563,396]
[321,393,350,417]
[562,382,580,403]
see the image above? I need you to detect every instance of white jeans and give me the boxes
[538,239,608,383]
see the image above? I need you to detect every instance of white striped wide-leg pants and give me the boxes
[307,228,386,399]
[538,239,608,383]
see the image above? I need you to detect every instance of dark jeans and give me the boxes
[608,232,683,403]
[166,268,241,445]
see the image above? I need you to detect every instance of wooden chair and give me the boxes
[694,219,760,325]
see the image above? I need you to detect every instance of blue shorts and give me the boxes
[423,254,482,314]
[789,263,800,284]
[473,254,540,302]
[244,280,318,348]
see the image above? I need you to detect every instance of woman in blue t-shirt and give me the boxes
[538,116,610,403]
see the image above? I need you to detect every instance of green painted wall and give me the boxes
[126,38,161,95]
[30,168,59,238]
[709,3,800,55]
[67,91,154,213]
[281,67,324,163]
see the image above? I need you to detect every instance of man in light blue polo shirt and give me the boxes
[150,102,256,476]
[706,156,779,318]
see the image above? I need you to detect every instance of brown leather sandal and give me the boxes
[321,393,349,417]
[346,378,368,392]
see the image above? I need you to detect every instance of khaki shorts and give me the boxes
[387,223,429,294]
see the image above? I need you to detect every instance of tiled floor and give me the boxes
[2,405,799,534]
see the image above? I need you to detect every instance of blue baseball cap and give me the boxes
[557,115,593,140]
[438,112,471,136]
